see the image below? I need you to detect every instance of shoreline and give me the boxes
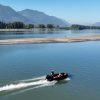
[0,35,100,45]
[0,28,63,32]
[0,29,34,32]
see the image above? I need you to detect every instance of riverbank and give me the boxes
[0,28,62,32]
[0,29,34,32]
[0,35,100,45]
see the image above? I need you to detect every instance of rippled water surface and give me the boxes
[0,30,100,100]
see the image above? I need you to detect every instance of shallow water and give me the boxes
[0,29,100,40]
[0,41,100,100]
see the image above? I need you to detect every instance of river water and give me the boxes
[0,29,100,40]
[0,30,100,100]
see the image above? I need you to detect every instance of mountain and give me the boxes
[0,4,70,26]
[92,22,100,26]
[0,4,31,24]
[18,9,70,26]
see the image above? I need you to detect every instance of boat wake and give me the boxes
[0,76,70,94]
[0,76,56,93]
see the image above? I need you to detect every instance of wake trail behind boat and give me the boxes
[65,78,70,81]
[0,76,56,92]
[10,81,57,96]
[18,76,46,82]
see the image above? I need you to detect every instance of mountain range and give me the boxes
[0,4,70,27]
[92,22,100,26]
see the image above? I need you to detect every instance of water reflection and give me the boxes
[0,30,100,40]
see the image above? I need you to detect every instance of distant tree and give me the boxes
[11,22,25,29]
[38,24,46,28]
[47,24,54,28]
[0,21,6,29]
[56,25,60,28]
[6,23,13,29]
[26,24,34,29]
[1,21,100,30]
[70,24,90,30]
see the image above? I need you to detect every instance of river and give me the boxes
[0,30,100,100]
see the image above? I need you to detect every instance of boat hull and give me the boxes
[46,73,68,81]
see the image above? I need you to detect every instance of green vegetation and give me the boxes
[0,21,34,29]
[47,24,54,28]
[0,21,6,29]
[25,24,34,29]
[38,24,46,28]
[70,24,100,30]
[60,24,100,30]
[1,21,100,30]
[0,21,56,29]
[70,24,90,30]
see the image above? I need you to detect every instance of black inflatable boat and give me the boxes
[46,72,68,81]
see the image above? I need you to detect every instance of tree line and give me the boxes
[0,21,100,30]
[70,24,100,30]
[62,24,100,30]
[0,21,57,29]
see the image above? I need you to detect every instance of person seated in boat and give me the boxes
[53,73,62,79]
[58,73,62,77]
[51,71,54,76]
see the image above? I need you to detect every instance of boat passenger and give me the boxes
[58,73,62,77]
[51,71,54,76]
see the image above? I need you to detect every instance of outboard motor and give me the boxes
[46,75,53,81]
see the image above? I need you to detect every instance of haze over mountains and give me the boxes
[92,22,100,26]
[18,9,69,26]
[0,4,70,27]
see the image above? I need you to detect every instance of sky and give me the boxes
[0,0,100,25]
